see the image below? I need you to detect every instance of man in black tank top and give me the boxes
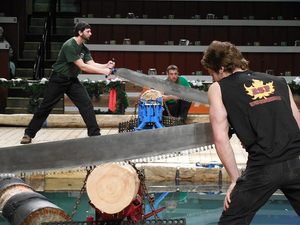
[201,41,300,224]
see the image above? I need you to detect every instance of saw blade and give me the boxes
[0,123,214,175]
[114,68,209,104]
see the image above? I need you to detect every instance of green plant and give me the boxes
[0,78,128,114]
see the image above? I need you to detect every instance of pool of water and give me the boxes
[0,185,299,225]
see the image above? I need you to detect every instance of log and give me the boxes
[86,164,140,214]
[0,177,70,225]
[0,114,210,128]
[0,178,34,210]
[0,114,133,128]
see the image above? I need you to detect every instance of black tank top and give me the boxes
[218,70,300,165]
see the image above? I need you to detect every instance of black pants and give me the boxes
[163,100,191,119]
[219,155,300,224]
[25,71,100,138]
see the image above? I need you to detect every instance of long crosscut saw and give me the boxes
[0,124,214,176]
[113,68,209,104]
[0,68,213,176]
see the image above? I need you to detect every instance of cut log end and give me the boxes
[86,163,140,214]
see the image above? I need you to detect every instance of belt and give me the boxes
[52,70,76,80]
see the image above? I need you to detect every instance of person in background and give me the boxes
[162,65,191,124]
[202,40,300,224]
[20,21,114,144]
[0,26,16,78]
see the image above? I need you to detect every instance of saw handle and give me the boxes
[106,58,115,78]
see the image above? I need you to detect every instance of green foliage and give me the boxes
[288,80,300,95]
[0,78,128,114]
[3,77,298,114]
[188,80,210,92]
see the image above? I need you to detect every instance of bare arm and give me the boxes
[288,85,300,128]
[86,59,115,69]
[208,82,240,210]
[74,59,112,76]
[162,95,179,101]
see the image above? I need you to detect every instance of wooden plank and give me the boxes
[34,128,53,143]
[46,128,67,141]
[0,128,23,147]
[45,177,86,191]
[64,128,86,140]
[55,128,77,141]
[76,129,88,138]
[1,127,18,140]
[107,128,119,135]
[100,128,111,135]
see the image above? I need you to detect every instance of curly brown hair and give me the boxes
[74,21,91,37]
[201,41,249,73]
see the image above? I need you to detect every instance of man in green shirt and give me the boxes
[162,65,192,124]
[20,21,114,144]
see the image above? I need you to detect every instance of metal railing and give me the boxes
[32,0,57,79]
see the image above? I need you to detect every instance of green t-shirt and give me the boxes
[52,38,93,77]
[166,76,191,103]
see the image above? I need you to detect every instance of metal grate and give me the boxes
[119,116,180,133]
[42,218,186,225]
